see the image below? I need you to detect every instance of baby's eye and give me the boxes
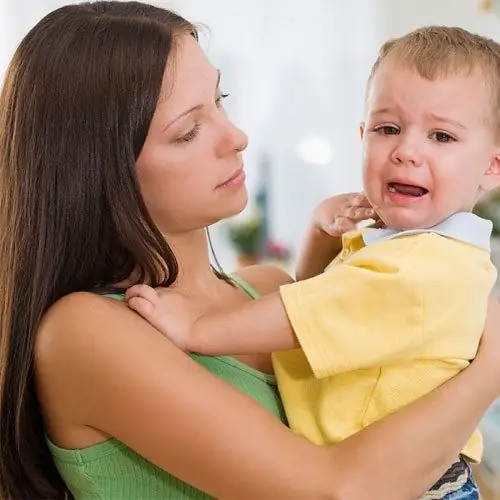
[374,125,399,135]
[430,131,455,143]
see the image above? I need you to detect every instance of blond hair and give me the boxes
[368,26,500,136]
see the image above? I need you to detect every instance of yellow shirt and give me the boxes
[274,213,496,462]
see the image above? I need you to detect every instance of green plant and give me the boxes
[227,214,264,256]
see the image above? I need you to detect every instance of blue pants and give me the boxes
[421,457,479,499]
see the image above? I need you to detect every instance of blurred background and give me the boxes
[3,0,500,272]
[2,1,500,497]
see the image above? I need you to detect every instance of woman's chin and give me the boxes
[223,189,249,217]
[208,191,248,225]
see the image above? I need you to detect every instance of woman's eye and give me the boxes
[176,123,200,144]
[215,92,229,108]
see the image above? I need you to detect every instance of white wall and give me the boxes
[379,0,500,40]
[2,0,500,269]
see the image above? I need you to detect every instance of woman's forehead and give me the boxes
[157,37,218,113]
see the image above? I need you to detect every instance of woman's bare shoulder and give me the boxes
[35,291,159,398]
[36,291,128,353]
[233,265,294,295]
[43,290,125,319]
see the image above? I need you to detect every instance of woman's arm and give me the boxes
[36,293,500,500]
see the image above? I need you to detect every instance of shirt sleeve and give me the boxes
[279,234,492,378]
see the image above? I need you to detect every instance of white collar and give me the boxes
[361,212,492,253]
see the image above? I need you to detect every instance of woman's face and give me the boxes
[136,35,249,235]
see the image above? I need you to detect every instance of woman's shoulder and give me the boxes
[34,290,161,394]
[37,291,127,344]
[232,265,294,296]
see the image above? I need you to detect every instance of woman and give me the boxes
[0,2,499,499]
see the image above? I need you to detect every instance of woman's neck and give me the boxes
[112,228,231,301]
[166,228,227,297]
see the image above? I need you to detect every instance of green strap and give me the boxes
[229,275,261,299]
[101,276,261,301]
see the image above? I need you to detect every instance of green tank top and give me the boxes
[48,276,287,499]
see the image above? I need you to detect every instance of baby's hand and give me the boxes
[313,193,381,237]
[125,284,198,351]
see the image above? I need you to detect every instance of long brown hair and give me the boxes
[0,2,195,498]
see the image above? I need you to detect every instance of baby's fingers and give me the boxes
[324,216,357,236]
[125,283,159,304]
[343,206,376,221]
[350,193,372,208]
[125,284,163,327]
[127,296,157,321]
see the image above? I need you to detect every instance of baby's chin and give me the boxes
[374,206,442,231]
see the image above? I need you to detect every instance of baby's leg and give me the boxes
[420,456,479,499]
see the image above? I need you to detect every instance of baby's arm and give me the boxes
[295,223,342,281]
[284,234,494,378]
[126,285,298,355]
[127,235,487,365]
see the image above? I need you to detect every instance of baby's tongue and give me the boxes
[390,183,426,197]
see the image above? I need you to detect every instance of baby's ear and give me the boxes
[359,122,365,140]
[481,152,500,192]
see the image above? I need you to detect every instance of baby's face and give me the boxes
[360,62,500,230]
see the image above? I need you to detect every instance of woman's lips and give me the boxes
[217,168,246,188]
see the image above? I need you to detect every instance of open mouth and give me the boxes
[387,182,428,197]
